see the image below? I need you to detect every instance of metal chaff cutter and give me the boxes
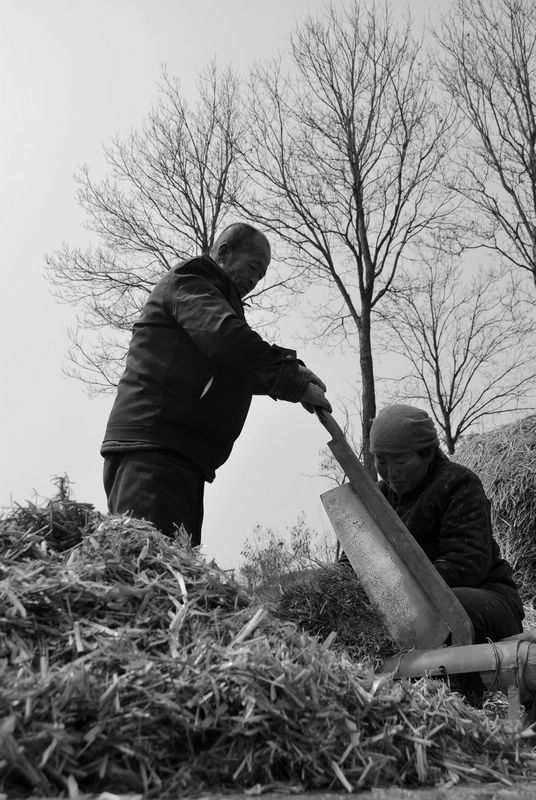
[317,410,536,725]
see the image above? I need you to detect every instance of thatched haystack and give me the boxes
[456,415,536,601]
[1,506,536,797]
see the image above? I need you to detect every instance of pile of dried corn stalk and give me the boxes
[1,512,536,797]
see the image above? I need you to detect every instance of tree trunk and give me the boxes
[444,424,456,455]
[358,309,377,479]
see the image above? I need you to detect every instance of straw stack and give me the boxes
[456,414,536,601]
[1,512,536,797]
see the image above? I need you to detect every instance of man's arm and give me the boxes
[169,261,330,409]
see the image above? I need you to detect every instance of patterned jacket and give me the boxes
[379,451,522,613]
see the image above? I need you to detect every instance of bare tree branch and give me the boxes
[437,0,536,288]
[377,255,536,451]
[45,63,245,390]
[240,0,459,473]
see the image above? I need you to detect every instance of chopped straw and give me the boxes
[260,563,394,668]
[1,510,536,797]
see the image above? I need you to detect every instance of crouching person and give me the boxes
[367,404,524,645]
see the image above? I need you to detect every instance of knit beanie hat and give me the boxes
[369,404,439,454]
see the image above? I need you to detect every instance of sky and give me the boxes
[1,0,448,571]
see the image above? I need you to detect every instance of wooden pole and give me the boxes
[383,635,536,699]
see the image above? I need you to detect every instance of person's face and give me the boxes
[218,235,271,299]
[374,450,433,495]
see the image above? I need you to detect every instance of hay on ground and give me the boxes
[258,564,394,668]
[1,510,536,797]
[4,475,100,553]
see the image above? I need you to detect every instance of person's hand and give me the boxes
[300,382,332,414]
[298,365,327,392]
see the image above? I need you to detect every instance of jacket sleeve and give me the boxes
[432,473,493,588]
[168,261,310,403]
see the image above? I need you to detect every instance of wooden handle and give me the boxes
[315,408,345,440]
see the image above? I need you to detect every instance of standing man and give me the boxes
[101,222,331,545]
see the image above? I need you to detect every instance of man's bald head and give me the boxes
[210,223,270,259]
[210,223,271,299]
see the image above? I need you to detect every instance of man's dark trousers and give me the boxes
[103,449,204,546]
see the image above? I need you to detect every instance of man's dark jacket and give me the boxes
[379,451,523,615]
[101,255,310,480]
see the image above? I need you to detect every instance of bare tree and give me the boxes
[46,64,244,392]
[242,1,458,474]
[377,256,536,452]
[437,0,536,289]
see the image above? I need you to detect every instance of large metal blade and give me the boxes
[317,410,473,648]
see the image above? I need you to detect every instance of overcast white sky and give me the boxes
[1,0,447,570]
